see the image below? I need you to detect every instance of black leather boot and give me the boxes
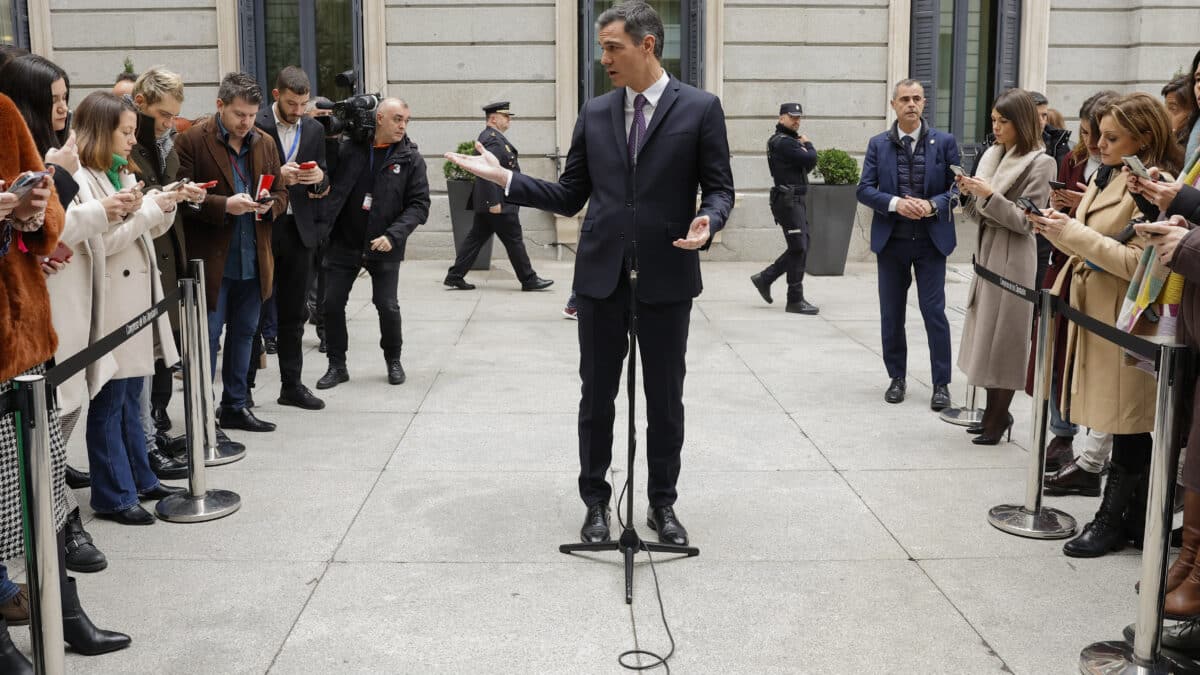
[1124,469,1151,550]
[784,283,818,315]
[64,509,107,573]
[0,617,32,674]
[65,465,90,489]
[1063,464,1139,558]
[61,577,131,655]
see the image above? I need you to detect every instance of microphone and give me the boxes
[314,100,335,110]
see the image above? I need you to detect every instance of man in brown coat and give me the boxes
[176,72,287,433]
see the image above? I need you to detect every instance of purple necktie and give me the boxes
[628,94,647,163]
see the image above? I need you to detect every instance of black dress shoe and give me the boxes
[279,384,326,410]
[264,336,278,354]
[521,276,554,291]
[443,275,476,290]
[150,405,171,431]
[64,509,106,573]
[580,503,611,543]
[387,359,406,385]
[1043,436,1075,473]
[215,427,247,453]
[95,504,155,526]
[750,272,773,304]
[647,506,689,546]
[218,407,276,432]
[61,577,131,655]
[316,364,349,390]
[148,449,188,480]
[156,431,187,463]
[138,483,187,501]
[785,299,819,315]
[65,465,91,490]
[930,384,952,411]
[884,378,906,404]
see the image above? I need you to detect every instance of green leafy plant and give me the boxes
[122,56,135,74]
[443,141,477,182]
[813,149,860,185]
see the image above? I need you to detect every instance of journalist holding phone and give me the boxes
[1029,92,1183,558]
[954,88,1057,446]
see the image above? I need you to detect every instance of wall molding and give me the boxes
[1020,0,1051,93]
[886,0,912,125]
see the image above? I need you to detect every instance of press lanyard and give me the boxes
[227,148,250,190]
[284,124,301,164]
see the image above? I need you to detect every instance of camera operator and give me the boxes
[316,97,429,390]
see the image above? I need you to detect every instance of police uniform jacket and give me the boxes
[473,127,519,216]
[768,123,816,195]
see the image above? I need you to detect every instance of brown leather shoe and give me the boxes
[1165,489,1200,595]
[1166,560,1200,619]
[0,584,29,626]
[1044,461,1101,497]
[1044,436,1075,474]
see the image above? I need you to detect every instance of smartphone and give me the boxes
[6,170,53,198]
[1016,196,1041,213]
[298,161,317,170]
[1048,180,1067,190]
[255,195,279,204]
[950,165,966,177]
[1122,155,1152,180]
[195,180,218,189]
[1134,221,1170,238]
[47,241,73,264]
[162,178,192,192]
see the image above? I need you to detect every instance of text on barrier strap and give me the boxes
[972,260,1037,303]
[1051,295,1162,362]
[45,287,182,388]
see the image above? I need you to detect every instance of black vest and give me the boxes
[895,127,928,200]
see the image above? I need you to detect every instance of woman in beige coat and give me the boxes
[1032,92,1184,558]
[956,89,1058,444]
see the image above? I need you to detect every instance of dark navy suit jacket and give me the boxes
[506,75,735,304]
[856,122,960,258]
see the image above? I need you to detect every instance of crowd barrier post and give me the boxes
[156,277,242,523]
[187,259,245,466]
[12,376,65,675]
[987,289,1077,539]
[938,385,986,427]
[1079,344,1200,673]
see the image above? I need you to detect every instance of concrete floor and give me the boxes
[16,259,1148,673]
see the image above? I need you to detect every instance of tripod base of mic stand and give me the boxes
[560,527,698,604]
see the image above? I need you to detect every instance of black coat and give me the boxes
[255,105,331,248]
[507,75,735,303]
[322,135,430,262]
[472,127,519,215]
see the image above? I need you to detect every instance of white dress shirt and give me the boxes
[888,121,924,213]
[274,103,300,213]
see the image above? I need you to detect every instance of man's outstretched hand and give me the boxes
[673,215,711,250]
[444,141,511,187]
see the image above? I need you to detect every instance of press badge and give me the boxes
[362,193,373,210]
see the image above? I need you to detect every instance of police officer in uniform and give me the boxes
[443,101,553,291]
[751,102,819,314]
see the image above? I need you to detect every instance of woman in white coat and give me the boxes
[73,91,190,525]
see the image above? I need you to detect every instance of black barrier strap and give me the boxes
[972,259,1037,303]
[0,389,15,419]
[45,287,182,388]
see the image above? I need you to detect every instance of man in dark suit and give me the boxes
[251,66,329,411]
[443,101,552,291]
[857,79,958,411]
[446,1,734,547]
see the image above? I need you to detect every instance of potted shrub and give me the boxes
[805,149,860,276]
[443,140,491,270]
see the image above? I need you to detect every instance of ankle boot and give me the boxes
[0,617,32,674]
[1063,464,1139,558]
[64,509,107,573]
[61,577,131,655]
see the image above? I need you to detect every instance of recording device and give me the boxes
[950,165,966,177]
[195,180,218,189]
[1016,196,1041,213]
[255,195,279,205]
[47,241,73,264]
[1122,155,1152,180]
[1048,180,1067,190]
[162,178,192,192]
[6,170,53,198]
[298,161,317,171]
[311,69,381,144]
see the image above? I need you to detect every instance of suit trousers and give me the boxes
[448,212,536,282]
[876,234,952,386]
[271,216,316,388]
[576,268,691,508]
[323,251,403,365]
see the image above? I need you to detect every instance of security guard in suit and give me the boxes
[751,102,819,314]
[443,101,553,291]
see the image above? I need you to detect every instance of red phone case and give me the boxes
[48,241,73,264]
[299,161,317,170]
[196,180,218,189]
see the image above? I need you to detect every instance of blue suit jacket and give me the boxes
[856,123,960,257]
[507,75,735,304]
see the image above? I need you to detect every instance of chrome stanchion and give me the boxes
[938,385,986,426]
[157,278,242,523]
[1079,345,1200,673]
[188,259,244,466]
[13,375,65,675]
[988,290,1076,538]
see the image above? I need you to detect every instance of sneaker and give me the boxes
[562,305,578,320]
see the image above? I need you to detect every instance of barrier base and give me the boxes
[988,504,1077,539]
[1079,640,1200,674]
[939,406,985,426]
[155,489,241,523]
[204,442,246,467]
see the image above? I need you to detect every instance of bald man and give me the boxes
[317,98,431,389]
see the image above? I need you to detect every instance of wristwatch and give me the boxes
[927,199,938,217]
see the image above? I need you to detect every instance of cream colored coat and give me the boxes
[74,168,179,383]
[1047,174,1156,434]
[958,144,1058,390]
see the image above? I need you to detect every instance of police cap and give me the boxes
[779,103,803,117]
[483,101,514,117]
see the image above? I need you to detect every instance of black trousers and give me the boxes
[150,351,175,409]
[576,268,691,508]
[448,211,536,283]
[761,190,810,302]
[271,217,316,388]
[323,250,403,364]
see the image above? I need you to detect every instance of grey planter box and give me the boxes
[804,184,858,276]
[447,179,492,271]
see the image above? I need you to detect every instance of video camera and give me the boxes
[314,70,381,144]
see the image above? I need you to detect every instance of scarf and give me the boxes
[1185,118,1200,172]
[1118,246,1184,373]
[105,153,128,192]
[962,142,1045,225]
[1093,163,1118,191]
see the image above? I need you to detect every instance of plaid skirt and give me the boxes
[0,364,76,560]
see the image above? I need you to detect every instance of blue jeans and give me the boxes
[209,277,263,410]
[1049,369,1077,438]
[0,564,19,603]
[86,377,160,513]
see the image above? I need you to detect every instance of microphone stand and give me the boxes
[558,114,699,605]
